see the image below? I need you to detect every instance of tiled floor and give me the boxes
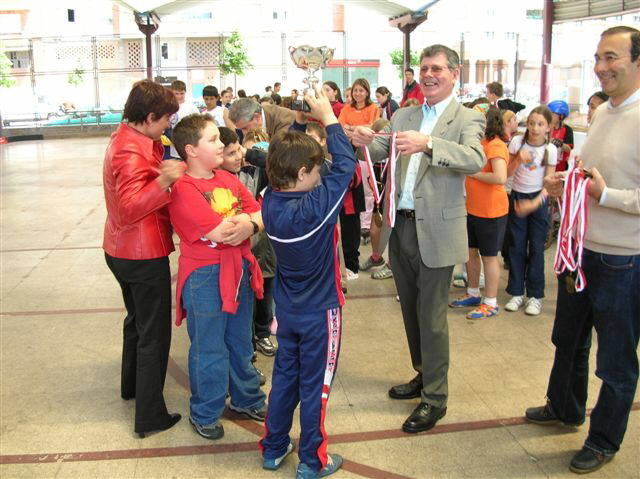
[1,136,638,479]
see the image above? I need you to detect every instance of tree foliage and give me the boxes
[220,31,252,76]
[389,48,420,79]
[0,50,16,88]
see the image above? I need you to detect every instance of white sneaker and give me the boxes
[505,295,525,312]
[345,269,359,281]
[525,297,543,316]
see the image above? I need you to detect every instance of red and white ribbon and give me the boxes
[362,132,400,227]
[553,162,590,292]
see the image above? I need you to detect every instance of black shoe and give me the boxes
[137,413,181,438]
[189,417,224,440]
[255,366,267,386]
[255,337,277,356]
[402,402,446,433]
[569,447,613,474]
[388,373,422,400]
[525,401,584,426]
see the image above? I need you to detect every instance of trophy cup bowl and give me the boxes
[289,45,335,112]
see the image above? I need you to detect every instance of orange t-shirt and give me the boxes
[338,103,380,127]
[465,137,509,218]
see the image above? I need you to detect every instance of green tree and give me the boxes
[67,63,84,86]
[389,48,420,79]
[0,50,16,88]
[220,31,252,77]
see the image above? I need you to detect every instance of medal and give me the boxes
[373,211,383,228]
[565,273,576,294]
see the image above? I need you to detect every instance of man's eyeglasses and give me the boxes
[420,65,451,75]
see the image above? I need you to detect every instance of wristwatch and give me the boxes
[250,220,259,235]
[424,136,433,155]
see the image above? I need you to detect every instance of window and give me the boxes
[273,11,277,19]
[161,43,168,60]
[484,32,495,40]
[67,9,75,22]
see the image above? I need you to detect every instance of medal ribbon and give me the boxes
[553,161,590,292]
[362,132,399,227]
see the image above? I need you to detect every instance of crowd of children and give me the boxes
[115,74,605,478]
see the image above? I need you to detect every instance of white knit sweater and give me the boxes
[581,95,640,255]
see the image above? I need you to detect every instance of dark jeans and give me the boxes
[506,190,548,298]
[546,249,639,455]
[104,253,173,433]
[339,210,360,273]
[254,276,274,339]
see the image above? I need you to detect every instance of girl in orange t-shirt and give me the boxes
[450,108,509,319]
[334,78,380,279]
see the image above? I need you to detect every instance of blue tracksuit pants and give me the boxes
[259,307,342,472]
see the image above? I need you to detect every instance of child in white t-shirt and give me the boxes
[504,105,557,316]
[168,80,200,158]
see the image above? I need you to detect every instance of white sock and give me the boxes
[467,287,480,297]
[483,297,497,307]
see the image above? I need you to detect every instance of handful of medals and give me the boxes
[553,162,592,293]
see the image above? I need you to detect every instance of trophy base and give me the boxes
[291,99,311,112]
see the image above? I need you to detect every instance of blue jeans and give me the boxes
[182,261,266,426]
[546,249,639,455]
[506,190,548,298]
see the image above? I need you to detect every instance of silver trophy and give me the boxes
[289,45,335,111]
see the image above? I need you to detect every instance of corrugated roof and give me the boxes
[115,0,437,19]
[553,0,640,23]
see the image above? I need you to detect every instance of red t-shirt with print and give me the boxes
[169,170,263,325]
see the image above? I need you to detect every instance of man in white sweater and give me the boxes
[525,26,640,474]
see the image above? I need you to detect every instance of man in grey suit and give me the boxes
[352,44,485,433]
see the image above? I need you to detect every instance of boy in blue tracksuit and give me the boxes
[258,88,357,478]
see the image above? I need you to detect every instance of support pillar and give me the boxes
[540,0,553,103]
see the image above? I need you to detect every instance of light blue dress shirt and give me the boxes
[397,94,455,210]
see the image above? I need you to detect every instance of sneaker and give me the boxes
[452,272,468,288]
[359,255,385,271]
[255,336,277,356]
[569,446,614,474]
[189,417,224,440]
[524,400,586,426]
[229,404,267,422]
[466,303,499,319]
[449,294,482,308]
[360,229,371,245]
[296,453,343,478]
[345,269,359,281]
[255,366,266,386]
[371,264,393,280]
[505,295,525,312]
[263,441,295,470]
[525,297,542,316]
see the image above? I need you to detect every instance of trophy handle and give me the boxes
[288,46,296,54]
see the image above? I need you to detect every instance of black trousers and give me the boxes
[253,276,274,339]
[105,253,174,432]
[339,210,361,273]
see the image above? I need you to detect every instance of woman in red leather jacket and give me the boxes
[103,79,186,438]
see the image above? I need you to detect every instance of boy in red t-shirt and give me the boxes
[169,113,266,441]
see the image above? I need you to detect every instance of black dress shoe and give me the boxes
[402,402,446,433]
[137,413,181,438]
[388,373,422,400]
[569,446,613,474]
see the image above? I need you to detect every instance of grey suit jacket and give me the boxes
[369,99,486,268]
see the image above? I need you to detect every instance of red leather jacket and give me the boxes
[103,123,174,259]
